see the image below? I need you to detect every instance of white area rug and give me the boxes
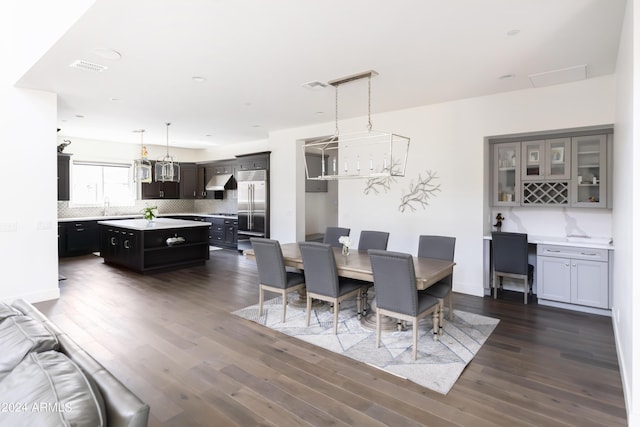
[232,295,499,394]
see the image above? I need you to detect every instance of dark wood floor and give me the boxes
[43,251,626,426]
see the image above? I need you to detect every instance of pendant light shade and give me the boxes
[133,129,152,183]
[155,122,180,183]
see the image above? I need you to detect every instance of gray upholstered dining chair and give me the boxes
[250,237,305,322]
[358,230,389,251]
[369,249,440,360]
[298,242,370,334]
[418,235,456,334]
[491,231,534,304]
[323,227,351,248]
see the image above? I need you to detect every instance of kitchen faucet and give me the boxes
[103,197,110,216]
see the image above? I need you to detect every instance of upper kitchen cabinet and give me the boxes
[492,142,520,206]
[57,153,71,201]
[180,163,198,199]
[571,134,607,208]
[141,161,180,199]
[236,152,270,171]
[522,138,571,181]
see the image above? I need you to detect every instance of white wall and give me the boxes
[613,0,639,423]
[0,0,95,303]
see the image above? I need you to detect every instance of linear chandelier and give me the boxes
[133,129,152,183]
[155,122,180,183]
[303,70,410,180]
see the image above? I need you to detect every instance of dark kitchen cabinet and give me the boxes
[196,163,216,199]
[141,162,180,199]
[59,220,100,256]
[236,152,270,171]
[57,153,71,201]
[208,217,237,249]
[180,163,198,199]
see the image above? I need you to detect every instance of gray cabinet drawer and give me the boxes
[536,244,608,262]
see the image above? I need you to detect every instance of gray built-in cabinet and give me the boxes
[490,129,612,208]
[537,244,610,309]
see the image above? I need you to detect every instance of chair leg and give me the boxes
[438,299,444,336]
[493,272,497,299]
[412,320,418,360]
[281,290,287,323]
[333,300,339,335]
[524,278,528,305]
[432,309,439,342]
[448,292,454,321]
[258,285,264,317]
[376,310,381,349]
[306,295,312,327]
[356,289,362,320]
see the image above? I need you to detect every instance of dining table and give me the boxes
[244,242,456,330]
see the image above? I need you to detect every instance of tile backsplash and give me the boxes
[58,191,238,218]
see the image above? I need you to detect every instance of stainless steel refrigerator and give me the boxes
[236,169,268,251]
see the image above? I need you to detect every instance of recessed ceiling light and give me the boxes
[244,102,252,107]
[92,48,122,60]
[252,124,261,128]
[110,97,121,102]
[315,111,324,115]
[192,76,207,83]
[499,74,515,80]
[506,29,520,36]
[205,134,213,137]
[75,114,85,118]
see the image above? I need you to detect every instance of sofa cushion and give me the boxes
[0,302,22,321]
[0,350,106,427]
[0,315,58,380]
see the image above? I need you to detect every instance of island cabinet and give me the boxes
[99,218,210,273]
[537,244,609,309]
[208,217,238,249]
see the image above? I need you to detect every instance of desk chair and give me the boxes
[491,232,534,304]
[323,227,351,248]
[358,230,390,251]
[251,238,305,322]
[298,242,370,334]
[418,235,456,334]
[369,249,440,360]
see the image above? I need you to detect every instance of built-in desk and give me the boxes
[483,234,614,316]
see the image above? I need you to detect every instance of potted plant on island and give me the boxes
[142,206,158,224]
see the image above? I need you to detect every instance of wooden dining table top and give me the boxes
[244,242,455,291]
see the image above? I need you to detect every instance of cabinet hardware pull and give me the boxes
[76,228,84,232]
[124,240,130,249]
[572,264,576,267]
[110,237,117,245]
[565,263,569,266]
[547,249,561,253]
[581,252,597,256]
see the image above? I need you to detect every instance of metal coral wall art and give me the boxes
[398,170,441,212]
[363,159,402,195]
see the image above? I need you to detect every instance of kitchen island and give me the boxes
[98,218,211,273]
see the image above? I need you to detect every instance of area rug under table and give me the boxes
[232,295,499,395]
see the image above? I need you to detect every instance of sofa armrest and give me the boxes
[11,299,150,427]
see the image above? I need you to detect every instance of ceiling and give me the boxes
[16,0,626,149]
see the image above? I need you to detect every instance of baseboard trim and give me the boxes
[537,299,611,316]
[1,288,60,304]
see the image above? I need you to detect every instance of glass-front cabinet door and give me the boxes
[571,135,607,207]
[522,138,570,181]
[492,142,520,206]
[522,140,545,180]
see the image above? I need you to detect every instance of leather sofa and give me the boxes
[0,299,149,427]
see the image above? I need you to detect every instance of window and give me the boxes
[71,161,135,206]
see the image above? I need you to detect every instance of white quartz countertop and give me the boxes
[483,234,614,250]
[58,213,237,222]
[97,218,210,231]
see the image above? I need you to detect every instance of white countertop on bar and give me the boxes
[97,218,210,231]
[483,234,614,250]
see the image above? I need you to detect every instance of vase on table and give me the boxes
[342,244,350,257]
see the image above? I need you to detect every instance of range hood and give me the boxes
[205,173,235,191]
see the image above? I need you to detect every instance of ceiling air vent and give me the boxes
[69,59,108,72]
[302,80,329,90]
